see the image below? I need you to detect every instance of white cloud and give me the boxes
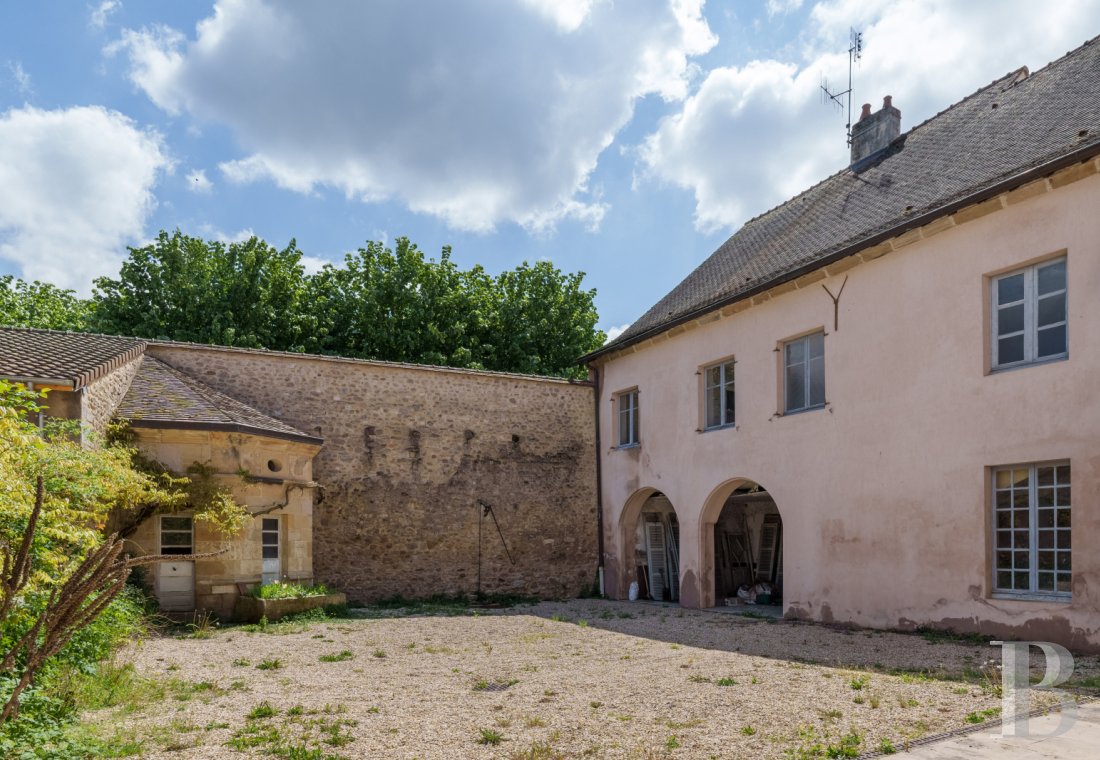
[519,0,597,32]
[0,106,168,292]
[89,0,121,29]
[185,168,212,193]
[641,0,1100,233]
[197,224,254,244]
[299,255,329,275]
[112,0,716,234]
[8,61,32,96]
[604,324,631,342]
[766,0,804,17]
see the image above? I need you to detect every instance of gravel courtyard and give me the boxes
[92,599,1090,759]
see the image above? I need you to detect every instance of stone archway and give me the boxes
[698,477,785,610]
[618,488,683,603]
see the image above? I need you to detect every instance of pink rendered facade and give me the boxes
[592,168,1100,651]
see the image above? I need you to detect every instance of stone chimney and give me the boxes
[850,95,901,165]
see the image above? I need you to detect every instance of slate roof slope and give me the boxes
[0,327,146,388]
[117,356,322,445]
[590,35,1100,359]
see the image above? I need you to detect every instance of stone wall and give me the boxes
[82,356,142,437]
[146,344,598,603]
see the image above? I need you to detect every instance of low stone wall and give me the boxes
[147,344,599,604]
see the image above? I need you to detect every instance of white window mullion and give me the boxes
[1024,268,1036,363]
[1025,464,1034,593]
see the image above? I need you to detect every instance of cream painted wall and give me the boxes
[127,428,320,618]
[596,172,1100,650]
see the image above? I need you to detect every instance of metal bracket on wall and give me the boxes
[476,500,516,595]
[821,275,849,331]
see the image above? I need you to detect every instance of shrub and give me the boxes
[251,582,331,600]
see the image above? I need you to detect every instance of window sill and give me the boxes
[613,443,640,451]
[991,592,1071,604]
[699,423,737,434]
[989,354,1068,375]
[775,402,828,418]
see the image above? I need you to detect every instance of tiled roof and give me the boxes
[590,35,1100,359]
[117,356,322,445]
[0,327,146,388]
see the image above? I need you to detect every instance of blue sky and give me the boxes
[2,1,1099,339]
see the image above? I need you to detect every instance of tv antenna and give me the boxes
[820,28,863,146]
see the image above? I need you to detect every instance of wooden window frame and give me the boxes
[159,515,194,556]
[614,389,640,448]
[782,331,826,414]
[702,358,736,431]
[990,256,1068,370]
[991,461,1071,602]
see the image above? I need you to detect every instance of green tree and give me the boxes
[90,231,313,350]
[308,238,603,377]
[0,383,248,727]
[307,238,497,367]
[86,230,602,377]
[491,260,603,377]
[0,277,91,331]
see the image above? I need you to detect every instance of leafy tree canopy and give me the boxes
[0,232,604,378]
[92,232,602,377]
[90,231,314,351]
[0,276,90,332]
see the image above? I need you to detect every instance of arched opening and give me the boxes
[700,478,783,612]
[620,490,682,603]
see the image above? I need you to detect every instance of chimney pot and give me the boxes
[850,96,901,166]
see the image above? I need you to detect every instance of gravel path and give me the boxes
[94,600,1092,759]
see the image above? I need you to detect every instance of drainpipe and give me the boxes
[591,364,605,596]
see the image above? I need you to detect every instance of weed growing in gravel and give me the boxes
[716,677,737,686]
[232,658,251,667]
[665,736,681,749]
[248,702,278,720]
[741,726,756,736]
[965,708,1000,724]
[477,728,505,746]
[688,674,711,683]
[879,738,898,754]
[257,658,283,670]
[319,650,355,662]
[510,740,566,759]
[824,731,862,758]
[524,716,547,728]
[229,701,357,758]
[849,675,869,690]
[371,649,386,658]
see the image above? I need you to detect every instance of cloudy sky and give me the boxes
[2,1,1099,338]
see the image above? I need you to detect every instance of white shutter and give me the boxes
[645,520,667,601]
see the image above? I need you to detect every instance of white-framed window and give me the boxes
[992,257,1067,369]
[616,390,639,447]
[160,516,194,556]
[993,462,1071,599]
[703,359,735,429]
[783,332,825,413]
